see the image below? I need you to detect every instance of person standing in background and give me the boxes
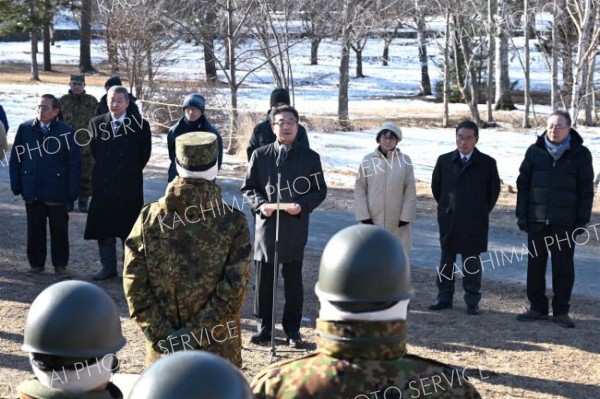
[516,110,594,328]
[246,88,310,160]
[59,74,98,213]
[354,122,417,253]
[429,120,500,316]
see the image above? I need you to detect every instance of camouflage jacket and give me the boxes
[251,319,482,399]
[17,379,123,399]
[59,91,98,131]
[123,177,252,367]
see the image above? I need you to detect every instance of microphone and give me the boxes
[276,144,288,167]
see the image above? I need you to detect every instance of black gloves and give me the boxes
[517,219,528,232]
[360,219,374,225]
[398,220,409,227]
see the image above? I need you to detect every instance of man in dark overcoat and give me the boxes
[515,110,594,328]
[241,105,327,347]
[429,120,500,315]
[85,86,152,281]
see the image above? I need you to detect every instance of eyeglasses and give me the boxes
[274,120,297,127]
[456,135,475,142]
[36,105,51,110]
[380,135,398,141]
[547,124,568,130]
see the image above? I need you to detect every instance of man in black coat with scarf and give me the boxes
[430,120,501,315]
[85,86,152,281]
[246,88,310,160]
[516,110,594,328]
[241,105,327,347]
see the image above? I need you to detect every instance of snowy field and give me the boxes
[0,34,599,188]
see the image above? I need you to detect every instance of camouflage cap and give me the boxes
[70,74,85,83]
[175,131,218,172]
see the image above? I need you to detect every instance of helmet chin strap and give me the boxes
[318,297,410,322]
[30,354,111,395]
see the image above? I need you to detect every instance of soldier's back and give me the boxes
[251,352,482,399]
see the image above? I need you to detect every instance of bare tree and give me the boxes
[80,0,95,72]
[375,0,404,66]
[523,0,531,128]
[486,0,494,122]
[300,0,334,65]
[494,0,516,110]
[414,0,432,95]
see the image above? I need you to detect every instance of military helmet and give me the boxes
[22,280,126,358]
[128,351,253,399]
[175,131,218,172]
[316,225,411,309]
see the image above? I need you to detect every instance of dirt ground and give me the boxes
[1,178,599,398]
[1,66,599,398]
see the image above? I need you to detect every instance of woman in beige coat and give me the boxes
[354,123,417,252]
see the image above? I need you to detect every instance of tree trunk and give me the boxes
[226,0,238,154]
[523,0,530,128]
[106,15,119,74]
[43,14,52,72]
[338,26,352,130]
[382,42,389,66]
[454,15,481,126]
[494,0,516,110]
[560,7,574,107]
[442,8,450,127]
[203,36,218,85]
[354,47,364,78]
[569,0,593,126]
[415,1,431,95]
[80,0,94,72]
[551,0,560,110]
[486,0,495,122]
[584,53,594,125]
[310,37,321,65]
[30,31,40,81]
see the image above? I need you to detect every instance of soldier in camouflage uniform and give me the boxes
[251,225,482,399]
[59,74,98,212]
[123,132,252,368]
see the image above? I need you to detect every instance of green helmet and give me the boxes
[128,351,253,399]
[22,280,126,358]
[316,225,411,310]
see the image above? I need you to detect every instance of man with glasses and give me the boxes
[241,105,327,347]
[516,110,594,328]
[9,94,81,276]
[429,120,500,315]
[59,74,98,213]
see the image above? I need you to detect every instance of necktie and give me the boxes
[113,120,121,132]
[462,156,468,165]
[42,124,50,137]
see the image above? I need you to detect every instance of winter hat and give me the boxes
[182,93,206,114]
[270,88,291,107]
[70,74,85,84]
[104,76,122,90]
[376,123,402,142]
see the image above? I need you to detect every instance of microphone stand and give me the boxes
[269,162,282,362]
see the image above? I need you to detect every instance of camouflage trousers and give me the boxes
[79,145,94,199]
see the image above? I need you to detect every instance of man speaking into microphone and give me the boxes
[242,104,327,348]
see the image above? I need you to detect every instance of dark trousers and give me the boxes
[436,251,482,306]
[25,201,69,268]
[254,260,303,335]
[527,225,575,315]
[97,237,124,273]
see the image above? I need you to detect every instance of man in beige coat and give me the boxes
[354,123,417,252]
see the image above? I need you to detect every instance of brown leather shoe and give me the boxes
[27,267,44,274]
[54,267,71,277]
